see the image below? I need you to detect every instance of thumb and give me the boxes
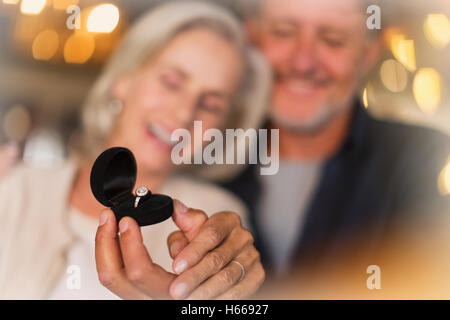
[172,199,207,241]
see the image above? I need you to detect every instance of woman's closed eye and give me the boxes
[160,72,184,91]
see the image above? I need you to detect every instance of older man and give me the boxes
[222,0,450,277]
[93,0,448,299]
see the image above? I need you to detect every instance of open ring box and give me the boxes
[90,147,173,226]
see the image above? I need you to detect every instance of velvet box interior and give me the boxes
[90,147,173,227]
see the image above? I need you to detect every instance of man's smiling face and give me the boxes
[251,0,376,131]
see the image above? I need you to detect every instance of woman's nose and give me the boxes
[171,94,198,128]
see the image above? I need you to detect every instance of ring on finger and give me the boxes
[231,260,245,282]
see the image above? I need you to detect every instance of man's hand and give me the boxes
[167,200,265,300]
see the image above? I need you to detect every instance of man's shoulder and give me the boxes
[365,114,450,164]
[369,115,448,146]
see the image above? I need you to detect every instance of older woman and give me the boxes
[0,1,270,299]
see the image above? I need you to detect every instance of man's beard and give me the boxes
[270,95,354,134]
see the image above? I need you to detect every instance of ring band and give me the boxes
[134,186,149,208]
[231,260,245,282]
[134,197,140,208]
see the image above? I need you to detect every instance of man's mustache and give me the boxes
[274,70,329,86]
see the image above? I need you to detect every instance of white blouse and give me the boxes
[0,161,248,299]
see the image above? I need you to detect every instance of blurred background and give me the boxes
[0,0,449,194]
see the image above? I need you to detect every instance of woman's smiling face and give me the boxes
[108,27,243,177]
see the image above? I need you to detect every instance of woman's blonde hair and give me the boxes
[76,0,271,181]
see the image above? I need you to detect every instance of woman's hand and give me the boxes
[0,143,18,179]
[95,199,265,300]
[95,209,175,299]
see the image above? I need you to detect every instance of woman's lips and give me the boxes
[144,122,178,152]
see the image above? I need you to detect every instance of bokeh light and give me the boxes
[413,68,441,114]
[87,4,120,33]
[438,159,450,195]
[20,0,47,15]
[53,0,79,10]
[3,0,20,4]
[424,14,450,49]
[396,40,416,72]
[363,87,368,109]
[23,130,65,167]
[3,105,32,142]
[390,32,416,72]
[63,33,95,64]
[389,32,406,56]
[32,29,59,61]
[380,59,408,93]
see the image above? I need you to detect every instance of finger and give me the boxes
[167,231,189,259]
[170,228,253,300]
[216,250,265,300]
[172,212,241,275]
[118,217,175,299]
[185,244,259,300]
[95,210,149,299]
[172,199,208,241]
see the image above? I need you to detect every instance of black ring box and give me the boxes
[90,147,173,226]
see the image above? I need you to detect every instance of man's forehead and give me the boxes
[261,0,365,28]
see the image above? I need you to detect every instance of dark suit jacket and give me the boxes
[221,103,450,275]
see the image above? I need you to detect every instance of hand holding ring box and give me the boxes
[90,147,173,226]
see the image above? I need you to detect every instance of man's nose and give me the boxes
[290,34,318,75]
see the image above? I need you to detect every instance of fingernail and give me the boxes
[172,282,188,299]
[174,259,188,274]
[174,199,188,214]
[170,241,181,257]
[99,212,108,226]
[119,219,129,233]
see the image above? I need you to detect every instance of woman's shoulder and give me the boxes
[0,160,77,211]
[161,174,249,224]
[0,160,76,191]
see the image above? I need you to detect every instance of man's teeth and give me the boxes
[288,80,316,92]
[148,123,176,146]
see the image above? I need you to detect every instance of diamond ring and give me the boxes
[134,186,149,208]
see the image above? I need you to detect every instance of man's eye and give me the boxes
[323,37,344,48]
[271,27,297,38]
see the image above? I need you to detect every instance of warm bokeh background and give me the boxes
[0,0,449,188]
[0,0,449,300]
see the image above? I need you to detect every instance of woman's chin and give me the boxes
[136,151,172,176]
